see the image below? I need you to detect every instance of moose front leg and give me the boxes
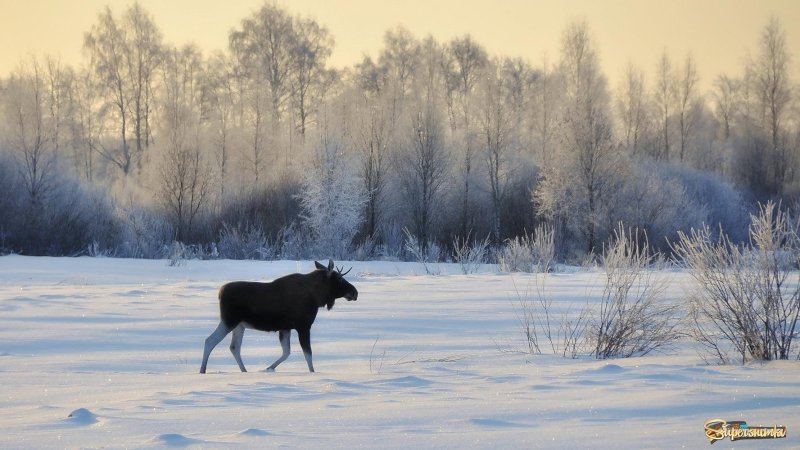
[297,327,314,372]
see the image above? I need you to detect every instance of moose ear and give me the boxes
[315,261,326,271]
[327,259,334,272]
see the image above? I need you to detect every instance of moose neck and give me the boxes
[313,270,336,310]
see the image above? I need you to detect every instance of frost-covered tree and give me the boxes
[712,75,739,144]
[83,3,163,176]
[530,56,561,168]
[616,62,648,156]
[1,60,56,208]
[124,2,163,159]
[70,67,105,182]
[653,51,675,161]
[676,54,701,163]
[230,4,296,123]
[397,103,449,254]
[379,26,420,130]
[479,60,515,243]
[298,135,367,258]
[291,16,333,138]
[156,45,212,243]
[751,17,793,195]
[442,35,487,238]
[536,21,619,255]
[83,6,132,175]
[352,92,390,242]
[204,51,239,200]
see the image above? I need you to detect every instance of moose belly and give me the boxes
[240,318,298,332]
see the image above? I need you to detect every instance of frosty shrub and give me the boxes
[167,241,188,266]
[165,241,218,264]
[509,274,591,358]
[452,232,490,274]
[667,163,749,243]
[497,225,555,273]
[275,224,309,260]
[403,228,442,275]
[376,222,405,261]
[592,225,681,359]
[217,224,272,260]
[353,237,376,261]
[117,203,174,259]
[611,159,708,252]
[531,224,556,272]
[672,202,800,363]
[0,151,120,256]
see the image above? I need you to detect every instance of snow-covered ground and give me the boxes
[0,255,798,449]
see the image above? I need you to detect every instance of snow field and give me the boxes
[0,255,798,448]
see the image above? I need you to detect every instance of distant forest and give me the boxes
[0,3,796,263]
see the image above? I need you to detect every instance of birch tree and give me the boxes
[1,61,55,207]
[83,3,162,176]
[752,17,793,195]
[676,54,700,163]
[616,62,647,156]
[444,35,487,238]
[653,51,675,161]
[536,21,619,254]
[157,46,211,242]
[84,6,132,175]
[479,60,514,243]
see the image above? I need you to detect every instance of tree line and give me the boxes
[0,2,796,261]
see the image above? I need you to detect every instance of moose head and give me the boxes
[315,259,358,307]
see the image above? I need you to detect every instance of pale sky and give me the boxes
[1,0,799,91]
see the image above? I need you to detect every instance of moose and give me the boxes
[200,259,358,374]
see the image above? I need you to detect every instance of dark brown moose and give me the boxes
[200,259,358,373]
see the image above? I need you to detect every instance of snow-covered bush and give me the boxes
[498,235,535,272]
[452,232,490,274]
[274,223,308,260]
[375,221,405,261]
[167,241,188,266]
[217,224,273,260]
[592,225,681,359]
[0,151,120,256]
[297,137,367,259]
[497,225,555,273]
[116,202,174,259]
[609,159,706,251]
[672,201,800,363]
[661,163,749,243]
[509,273,591,358]
[403,228,442,274]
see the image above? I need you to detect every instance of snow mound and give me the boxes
[595,363,625,373]
[578,363,626,375]
[151,433,204,447]
[66,408,99,426]
[236,428,270,437]
[370,375,433,388]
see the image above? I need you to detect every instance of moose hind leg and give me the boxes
[230,324,247,372]
[297,327,314,373]
[200,321,232,374]
[266,330,291,372]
